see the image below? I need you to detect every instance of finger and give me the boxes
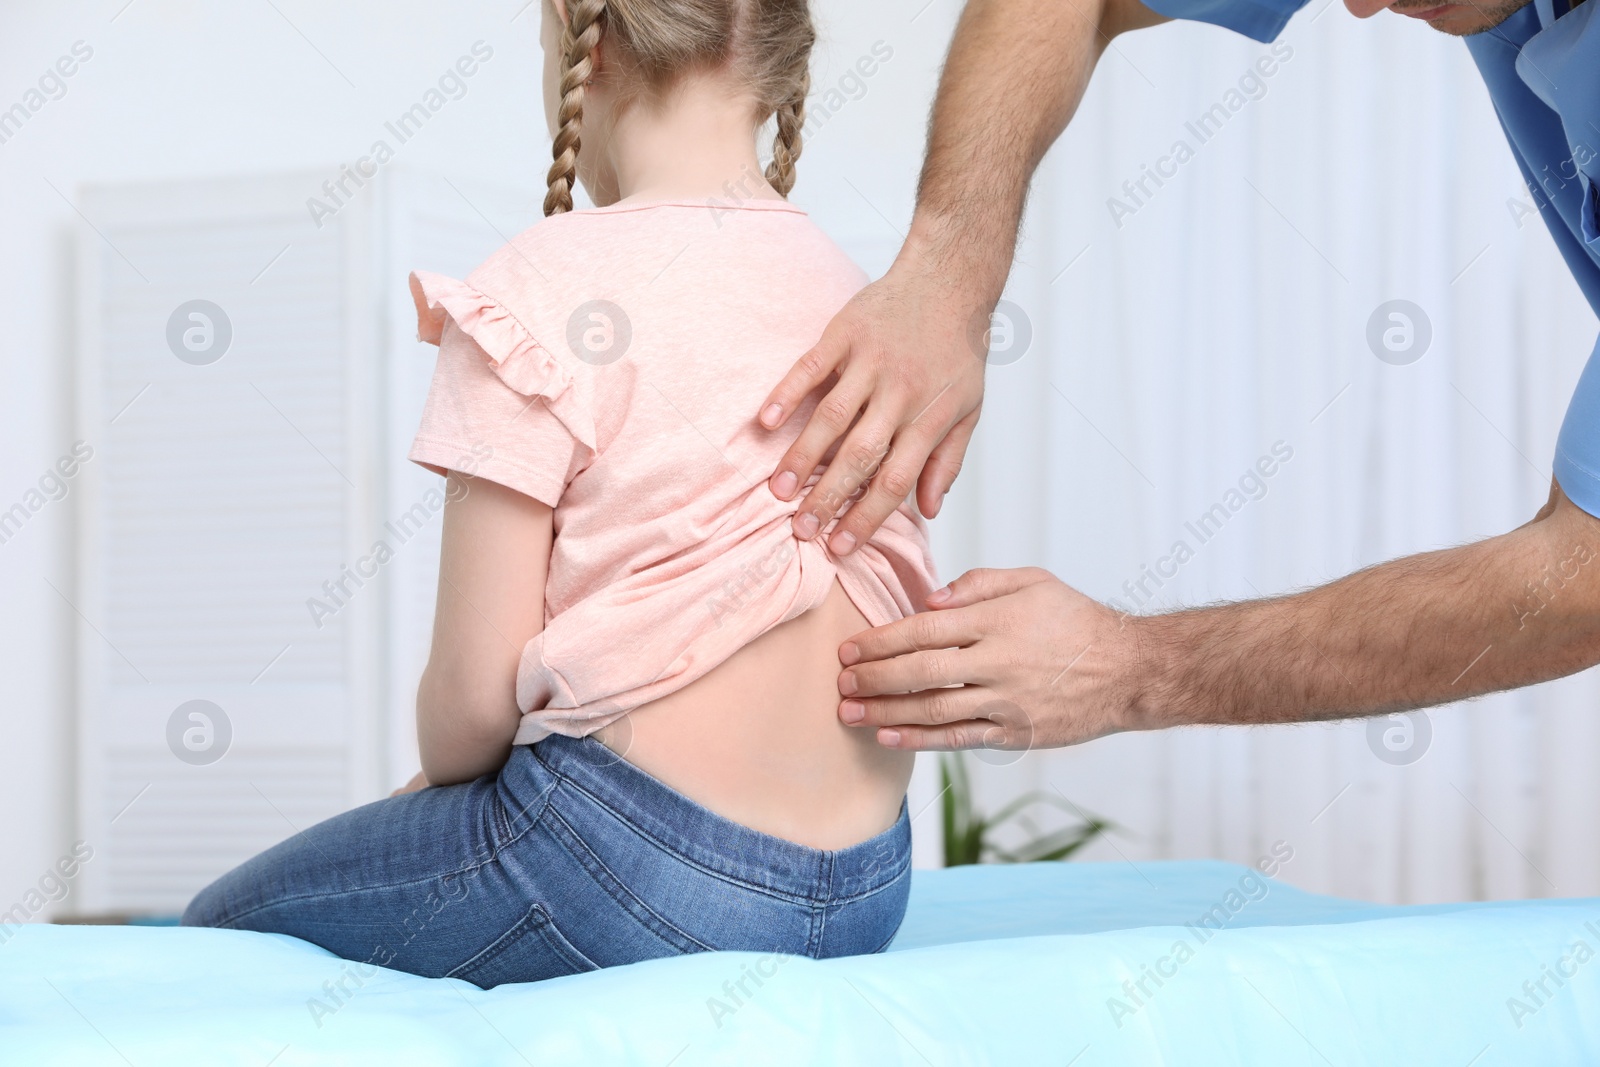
[825,420,941,556]
[840,643,983,699]
[839,684,998,729]
[771,368,874,511]
[839,602,988,667]
[877,720,1000,752]
[789,399,896,538]
[926,566,1054,610]
[917,408,979,519]
[760,319,851,432]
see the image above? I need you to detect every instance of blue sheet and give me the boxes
[4,861,1599,1064]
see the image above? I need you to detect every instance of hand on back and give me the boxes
[760,255,987,554]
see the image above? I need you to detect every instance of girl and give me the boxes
[183,0,937,988]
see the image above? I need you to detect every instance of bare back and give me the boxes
[597,580,912,849]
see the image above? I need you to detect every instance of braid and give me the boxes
[544,0,608,216]
[764,75,806,198]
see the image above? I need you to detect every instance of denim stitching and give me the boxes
[543,751,913,906]
[210,776,559,929]
[539,763,823,907]
[808,851,835,957]
[445,902,598,982]
[544,803,715,954]
[531,742,911,946]
[832,851,913,904]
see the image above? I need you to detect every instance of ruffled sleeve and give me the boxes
[409,270,597,454]
[407,270,596,507]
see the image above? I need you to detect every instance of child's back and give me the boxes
[410,195,937,848]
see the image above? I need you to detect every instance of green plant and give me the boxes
[939,751,1111,867]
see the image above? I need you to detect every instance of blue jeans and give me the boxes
[181,735,912,987]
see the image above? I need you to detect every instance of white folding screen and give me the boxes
[74,168,521,913]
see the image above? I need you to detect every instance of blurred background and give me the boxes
[2,0,1595,920]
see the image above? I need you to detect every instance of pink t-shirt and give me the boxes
[408,198,938,744]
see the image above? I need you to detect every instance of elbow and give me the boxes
[416,663,522,786]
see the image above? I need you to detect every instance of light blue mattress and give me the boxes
[4,860,1598,1065]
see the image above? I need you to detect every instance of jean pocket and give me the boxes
[544,808,711,956]
[447,903,599,989]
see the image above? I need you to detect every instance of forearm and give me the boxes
[1133,488,1600,728]
[415,475,551,787]
[416,666,519,786]
[905,0,1157,297]
[763,0,1169,538]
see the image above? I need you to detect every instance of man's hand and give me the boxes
[835,567,1141,751]
[838,482,1600,751]
[761,252,986,555]
[760,0,1165,554]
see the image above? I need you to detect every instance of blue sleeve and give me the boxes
[1141,0,1310,41]
[1555,334,1600,518]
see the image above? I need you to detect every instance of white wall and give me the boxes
[0,0,1593,912]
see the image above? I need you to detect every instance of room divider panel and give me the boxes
[72,168,526,914]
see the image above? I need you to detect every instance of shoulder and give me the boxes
[409,213,614,453]
[467,210,592,309]
[462,208,685,339]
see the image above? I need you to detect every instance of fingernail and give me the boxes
[830,531,856,555]
[840,700,865,724]
[879,729,902,747]
[793,512,820,539]
[927,585,952,605]
[773,470,798,498]
[838,670,858,696]
[761,403,784,427]
[839,641,860,666]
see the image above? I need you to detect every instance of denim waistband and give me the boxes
[530,734,911,905]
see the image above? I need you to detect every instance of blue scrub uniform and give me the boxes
[1141,0,1600,515]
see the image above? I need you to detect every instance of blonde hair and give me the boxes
[543,0,813,216]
